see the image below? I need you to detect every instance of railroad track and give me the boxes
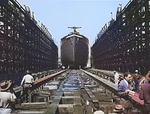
[12,69,141,114]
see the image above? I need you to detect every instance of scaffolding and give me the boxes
[92,0,150,75]
[0,0,58,74]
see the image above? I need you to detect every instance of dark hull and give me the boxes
[61,33,89,68]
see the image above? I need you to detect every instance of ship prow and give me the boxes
[61,27,89,69]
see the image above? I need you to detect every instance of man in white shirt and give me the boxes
[114,71,119,85]
[21,70,34,87]
[0,80,16,112]
[21,70,34,102]
[0,92,16,107]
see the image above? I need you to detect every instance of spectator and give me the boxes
[135,70,140,80]
[139,71,150,114]
[114,71,119,85]
[131,74,139,92]
[118,73,133,114]
[0,80,16,113]
[21,70,34,102]
[113,105,124,113]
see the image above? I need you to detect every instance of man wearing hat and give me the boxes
[20,70,34,102]
[0,80,16,112]
[139,71,150,114]
[113,104,124,113]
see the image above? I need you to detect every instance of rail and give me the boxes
[13,69,68,94]
[81,69,118,94]
[33,69,68,90]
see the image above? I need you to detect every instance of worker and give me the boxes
[0,80,16,113]
[20,70,34,102]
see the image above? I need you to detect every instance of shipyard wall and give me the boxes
[0,0,58,75]
[92,0,150,75]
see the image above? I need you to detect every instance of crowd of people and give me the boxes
[116,70,150,114]
[92,70,150,114]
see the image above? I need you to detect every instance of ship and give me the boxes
[61,27,89,69]
[91,0,150,75]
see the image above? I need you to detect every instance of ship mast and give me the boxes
[68,26,81,32]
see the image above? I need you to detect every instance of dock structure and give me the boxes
[0,0,150,114]
[92,0,150,75]
[5,69,145,114]
[0,0,58,76]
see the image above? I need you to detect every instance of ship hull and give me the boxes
[61,33,89,68]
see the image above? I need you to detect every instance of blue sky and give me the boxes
[18,0,129,49]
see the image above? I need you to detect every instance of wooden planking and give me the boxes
[84,87,98,103]
[44,91,64,114]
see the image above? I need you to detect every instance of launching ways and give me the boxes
[13,69,143,114]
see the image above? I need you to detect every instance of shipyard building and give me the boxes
[0,0,58,75]
[91,0,150,75]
